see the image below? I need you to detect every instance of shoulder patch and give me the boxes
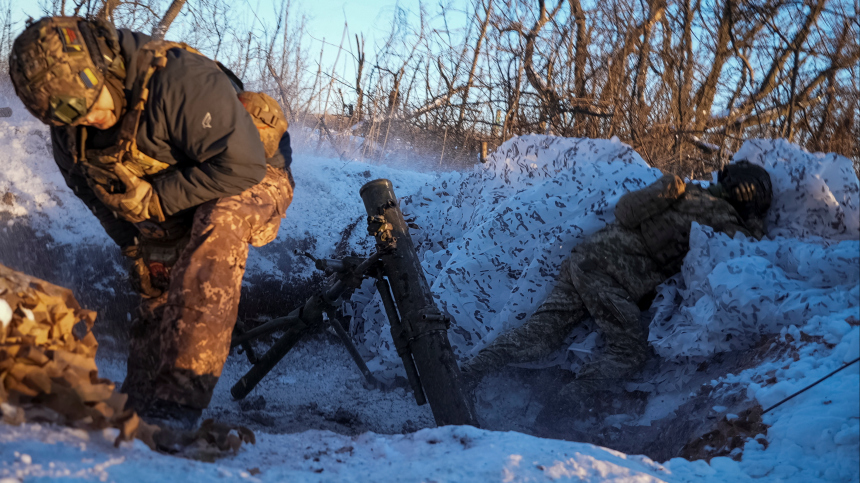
[202,112,212,129]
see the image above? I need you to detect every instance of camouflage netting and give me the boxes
[0,262,157,446]
[0,262,256,458]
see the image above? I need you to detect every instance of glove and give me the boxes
[730,181,757,203]
[93,164,166,224]
[122,245,163,299]
[716,160,773,217]
[709,180,756,203]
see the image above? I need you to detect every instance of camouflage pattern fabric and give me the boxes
[238,91,289,158]
[615,174,687,229]
[123,165,293,410]
[121,293,168,412]
[636,183,757,273]
[461,178,759,399]
[462,225,659,393]
[9,17,113,125]
[0,263,159,447]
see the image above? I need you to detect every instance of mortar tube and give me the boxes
[360,179,478,427]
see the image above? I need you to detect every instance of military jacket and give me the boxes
[614,174,762,274]
[49,29,268,248]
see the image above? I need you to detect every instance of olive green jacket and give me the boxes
[614,174,763,273]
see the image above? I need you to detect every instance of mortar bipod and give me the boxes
[229,251,383,400]
[228,251,428,407]
[229,178,478,427]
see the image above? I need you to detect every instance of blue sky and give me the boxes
[6,0,434,89]
[241,0,410,46]
[7,0,406,34]
[248,0,420,76]
[7,0,421,62]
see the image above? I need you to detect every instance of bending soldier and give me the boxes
[9,17,294,428]
[460,162,773,408]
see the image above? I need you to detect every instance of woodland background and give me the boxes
[0,0,857,177]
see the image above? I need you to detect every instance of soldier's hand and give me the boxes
[93,164,166,224]
[732,182,757,203]
[122,245,163,298]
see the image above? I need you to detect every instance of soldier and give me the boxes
[460,161,773,411]
[9,17,294,428]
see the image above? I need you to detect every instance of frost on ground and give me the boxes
[0,105,858,483]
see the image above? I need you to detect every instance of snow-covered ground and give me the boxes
[0,422,693,482]
[0,98,858,482]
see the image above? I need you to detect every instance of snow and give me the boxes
[351,135,860,379]
[351,135,662,379]
[0,114,107,246]
[242,153,434,283]
[0,111,858,482]
[0,423,680,482]
[649,224,859,359]
[735,139,859,240]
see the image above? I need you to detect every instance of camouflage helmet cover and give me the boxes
[238,91,288,158]
[9,16,118,125]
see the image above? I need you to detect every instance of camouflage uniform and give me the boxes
[461,175,763,400]
[123,166,293,410]
[9,18,294,417]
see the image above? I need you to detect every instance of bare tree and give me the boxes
[151,0,187,40]
[6,0,858,170]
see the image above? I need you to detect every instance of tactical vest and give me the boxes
[74,41,197,196]
[70,40,287,241]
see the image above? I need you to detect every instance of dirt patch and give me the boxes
[680,405,768,462]
[475,334,792,463]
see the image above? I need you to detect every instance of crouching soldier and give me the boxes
[460,161,773,411]
[9,17,294,428]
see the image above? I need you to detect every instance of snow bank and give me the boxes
[244,154,434,283]
[643,140,859,396]
[2,114,858,482]
[0,117,108,246]
[344,135,859,482]
[0,422,680,482]
[352,135,662,377]
[0,116,433,287]
[722,320,860,481]
[353,136,860,379]
[649,224,859,359]
[650,234,860,481]
[736,139,859,240]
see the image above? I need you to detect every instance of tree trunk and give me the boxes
[457,0,493,129]
[152,0,188,41]
[97,0,120,20]
[569,0,588,134]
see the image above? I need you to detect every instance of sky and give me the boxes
[6,0,428,73]
[7,0,406,35]
[251,0,419,78]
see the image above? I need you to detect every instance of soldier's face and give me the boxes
[78,86,117,130]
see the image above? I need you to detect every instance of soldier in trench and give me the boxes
[9,16,293,429]
[460,161,773,414]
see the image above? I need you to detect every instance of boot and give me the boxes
[138,398,202,432]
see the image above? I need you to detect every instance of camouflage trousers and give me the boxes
[461,224,666,398]
[122,166,294,411]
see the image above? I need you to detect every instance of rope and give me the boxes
[762,356,860,414]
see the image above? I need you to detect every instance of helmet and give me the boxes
[718,160,773,218]
[8,16,124,125]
